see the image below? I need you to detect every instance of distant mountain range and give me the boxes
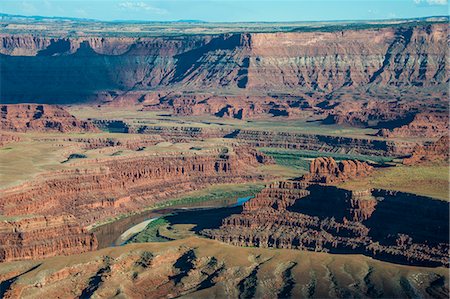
[0,12,447,24]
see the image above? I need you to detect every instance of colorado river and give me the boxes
[92,196,254,248]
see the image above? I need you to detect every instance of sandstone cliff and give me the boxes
[0,104,99,133]
[0,146,271,227]
[1,23,447,103]
[301,157,373,184]
[0,215,97,262]
[98,123,417,156]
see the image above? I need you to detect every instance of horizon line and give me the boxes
[1,12,448,24]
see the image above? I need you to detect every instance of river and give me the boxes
[92,196,253,249]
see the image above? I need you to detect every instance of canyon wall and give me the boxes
[0,147,270,227]
[0,104,99,133]
[302,157,373,183]
[0,23,447,103]
[203,182,449,267]
[0,215,97,262]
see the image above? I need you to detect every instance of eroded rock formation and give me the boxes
[0,215,97,262]
[403,135,449,165]
[95,123,418,156]
[203,183,449,267]
[301,157,373,183]
[0,104,99,133]
[0,146,271,227]
[141,93,308,119]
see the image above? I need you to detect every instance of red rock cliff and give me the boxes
[1,23,447,103]
[0,104,99,133]
[0,215,97,262]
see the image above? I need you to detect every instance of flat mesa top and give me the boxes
[0,14,448,37]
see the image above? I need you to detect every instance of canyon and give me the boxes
[0,145,271,261]
[0,15,448,298]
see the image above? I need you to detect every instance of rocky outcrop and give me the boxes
[301,157,373,184]
[403,135,449,165]
[203,183,449,267]
[0,146,271,227]
[0,132,20,147]
[378,112,449,138]
[0,215,97,262]
[0,104,99,133]
[1,23,447,104]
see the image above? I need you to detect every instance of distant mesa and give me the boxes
[0,104,99,133]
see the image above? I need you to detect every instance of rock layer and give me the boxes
[1,23,447,103]
[0,215,97,262]
[302,157,373,183]
[96,123,418,156]
[0,146,271,227]
[203,183,449,267]
[0,104,99,133]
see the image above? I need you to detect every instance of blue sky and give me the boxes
[1,0,448,22]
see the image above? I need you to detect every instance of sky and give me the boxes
[0,0,448,22]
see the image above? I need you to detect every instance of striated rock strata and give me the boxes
[0,146,271,227]
[1,23,447,104]
[0,215,97,262]
[302,157,373,184]
[97,123,418,156]
[0,104,99,133]
[203,183,449,267]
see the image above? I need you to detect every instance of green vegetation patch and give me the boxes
[152,184,265,209]
[61,153,87,163]
[127,218,171,243]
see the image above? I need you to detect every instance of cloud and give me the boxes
[118,1,167,14]
[413,0,448,5]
